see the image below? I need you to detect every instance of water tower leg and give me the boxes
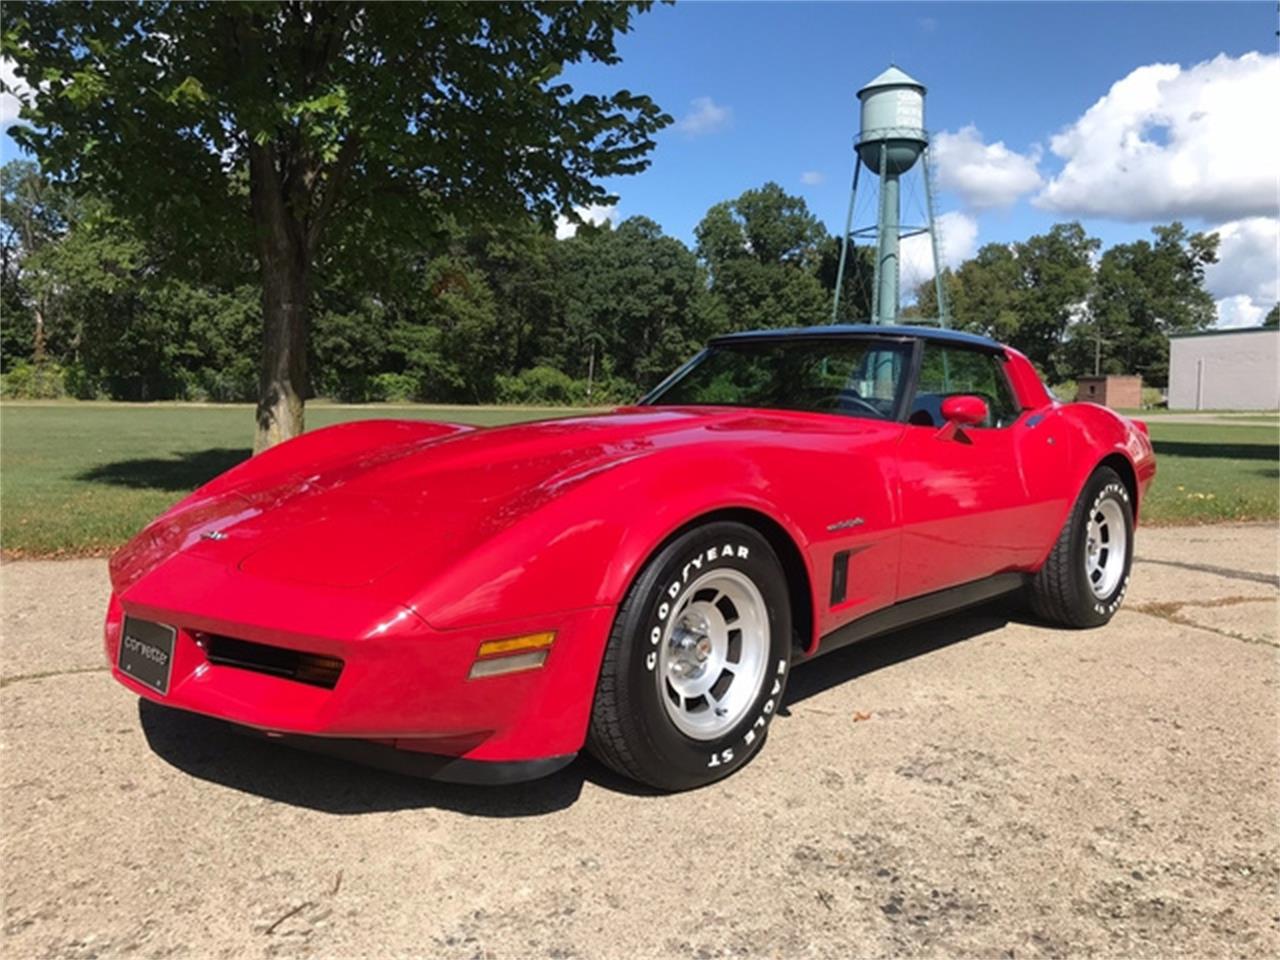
[875,166,900,325]
[831,160,862,323]
[922,148,950,328]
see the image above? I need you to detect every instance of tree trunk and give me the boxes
[32,299,46,363]
[249,144,310,453]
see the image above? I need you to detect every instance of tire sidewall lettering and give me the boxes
[646,542,753,674]
[632,532,788,779]
[1085,481,1133,617]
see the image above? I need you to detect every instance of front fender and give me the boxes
[397,443,818,633]
[109,419,473,593]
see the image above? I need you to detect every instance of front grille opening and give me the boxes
[202,635,344,689]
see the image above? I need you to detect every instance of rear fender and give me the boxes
[1045,402,1154,542]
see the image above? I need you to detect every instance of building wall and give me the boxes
[1168,329,1280,410]
[1077,375,1143,410]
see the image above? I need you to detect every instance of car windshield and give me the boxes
[645,337,912,421]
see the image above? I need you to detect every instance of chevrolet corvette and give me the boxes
[106,324,1155,790]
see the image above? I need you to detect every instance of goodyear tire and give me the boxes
[1028,466,1134,628]
[588,521,792,790]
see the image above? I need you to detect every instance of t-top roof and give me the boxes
[711,323,1003,353]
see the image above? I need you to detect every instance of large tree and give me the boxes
[695,182,830,331]
[5,1,668,449]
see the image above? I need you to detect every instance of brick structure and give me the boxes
[1076,375,1143,410]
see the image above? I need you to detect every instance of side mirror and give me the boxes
[940,394,988,427]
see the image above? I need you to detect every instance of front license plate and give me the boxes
[119,616,176,695]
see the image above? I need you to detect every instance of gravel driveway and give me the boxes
[2,524,1277,958]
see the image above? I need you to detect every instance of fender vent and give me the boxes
[831,550,851,605]
[202,635,344,689]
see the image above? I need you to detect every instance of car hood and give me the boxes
[120,407,752,596]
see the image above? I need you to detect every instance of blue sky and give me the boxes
[558,1,1278,325]
[4,2,1276,325]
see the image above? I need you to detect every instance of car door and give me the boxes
[893,341,1047,600]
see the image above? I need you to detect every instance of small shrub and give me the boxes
[0,361,67,399]
[496,365,585,405]
[370,372,417,403]
[1141,386,1166,409]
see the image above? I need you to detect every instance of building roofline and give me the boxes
[1168,326,1279,339]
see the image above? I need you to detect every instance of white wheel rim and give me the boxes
[656,569,770,740]
[1084,497,1127,599]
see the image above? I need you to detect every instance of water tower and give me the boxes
[831,65,949,326]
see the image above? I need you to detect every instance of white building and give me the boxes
[1167,327,1279,410]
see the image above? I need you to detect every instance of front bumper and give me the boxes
[104,558,615,767]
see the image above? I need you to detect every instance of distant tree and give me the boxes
[916,223,1099,379]
[552,216,720,393]
[6,1,668,449]
[1264,304,1279,328]
[695,183,829,330]
[0,160,67,366]
[1076,223,1219,386]
[817,237,875,323]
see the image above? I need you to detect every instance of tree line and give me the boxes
[2,158,1229,403]
[1,2,1234,430]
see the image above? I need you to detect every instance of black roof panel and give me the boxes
[710,323,1003,353]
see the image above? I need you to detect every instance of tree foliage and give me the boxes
[694,182,830,331]
[5,0,669,446]
[2,155,1229,401]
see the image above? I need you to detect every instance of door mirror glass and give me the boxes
[940,394,989,426]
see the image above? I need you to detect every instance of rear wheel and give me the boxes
[588,522,792,790]
[1028,466,1134,627]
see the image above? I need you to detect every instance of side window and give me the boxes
[908,344,1021,428]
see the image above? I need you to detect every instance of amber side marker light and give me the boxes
[469,631,555,679]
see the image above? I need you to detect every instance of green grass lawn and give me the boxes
[1140,420,1278,525]
[0,402,593,557]
[1,401,1276,557]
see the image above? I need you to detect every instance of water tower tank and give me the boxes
[856,65,927,175]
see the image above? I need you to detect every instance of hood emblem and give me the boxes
[826,517,865,532]
[201,530,228,541]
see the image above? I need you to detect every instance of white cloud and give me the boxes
[1036,52,1280,221]
[554,203,617,240]
[676,96,732,137]
[1214,294,1266,329]
[1205,217,1279,304]
[1,57,33,126]
[901,210,979,286]
[799,170,825,186]
[1204,216,1278,327]
[931,125,1043,209]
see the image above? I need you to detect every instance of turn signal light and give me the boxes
[469,631,555,680]
[476,631,555,659]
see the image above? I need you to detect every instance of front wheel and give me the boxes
[1028,465,1134,628]
[588,521,792,790]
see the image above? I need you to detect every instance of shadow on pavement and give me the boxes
[138,698,656,817]
[784,603,1012,708]
[139,604,1015,813]
[78,447,252,491]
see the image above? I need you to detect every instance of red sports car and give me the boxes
[106,325,1155,790]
